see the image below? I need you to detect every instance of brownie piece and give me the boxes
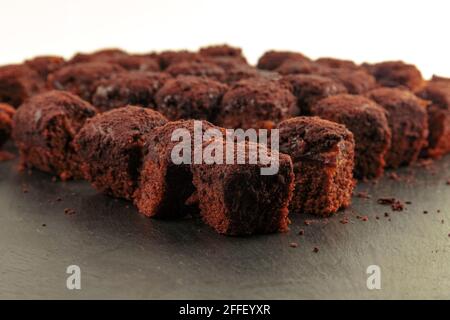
[311,94,391,179]
[25,56,66,79]
[48,62,125,101]
[364,61,424,91]
[70,48,129,64]
[320,68,377,94]
[73,106,168,199]
[278,116,355,216]
[156,50,202,70]
[165,61,226,82]
[155,75,228,122]
[417,81,450,158]
[191,140,294,236]
[205,56,249,71]
[216,78,296,130]
[0,103,15,147]
[281,74,347,115]
[315,57,359,70]
[12,91,97,180]
[199,44,247,63]
[257,50,310,70]
[0,64,44,107]
[91,71,171,112]
[134,119,217,218]
[275,59,323,75]
[366,88,428,168]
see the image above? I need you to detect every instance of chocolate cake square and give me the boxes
[216,78,296,130]
[366,87,429,167]
[74,106,168,199]
[278,116,355,216]
[191,141,294,236]
[311,94,391,179]
[12,91,97,180]
[0,64,44,107]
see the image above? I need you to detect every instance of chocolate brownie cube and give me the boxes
[0,103,15,148]
[156,50,202,70]
[191,141,294,235]
[48,62,125,101]
[91,71,171,112]
[0,64,44,107]
[216,78,296,130]
[74,106,168,199]
[366,88,428,167]
[315,57,359,70]
[199,44,247,63]
[281,74,347,115]
[278,116,355,216]
[417,81,450,158]
[165,61,226,82]
[364,61,424,91]
[69,48,129,64]
[311,94,391,179]
[257,50,310,70]
[134,119,217,218]
[155,75,228,122]
[320,68,377,94]
[25,56,66,79]
[12,91,97,180]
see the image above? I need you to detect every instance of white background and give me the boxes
[1,0,448,78]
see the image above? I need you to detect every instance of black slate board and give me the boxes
[0,145,449,299]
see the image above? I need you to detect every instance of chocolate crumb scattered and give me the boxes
[377,197,404,211]
[298,229,304,236]
[21,184,29,193]
[313,247,319,253]
[42,223,46,227]
[384,212,390,217]
[361,216,368,222]
[64,208,76,215]
[290,242,298,248]
[356,191,371,199]
[423,210,428,214]
[405,201,412,205]
[376,216,380,220]
[304,220,311,226]
[388,172,401,181]
[446,180,450,185]
[340,217,349,224]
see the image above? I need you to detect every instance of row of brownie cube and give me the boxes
[10,90,356,234]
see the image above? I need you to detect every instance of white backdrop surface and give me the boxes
[1,0,448,78]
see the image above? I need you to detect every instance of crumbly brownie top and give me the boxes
[165,61,226,81]
[417,81,450,109]
[257,50,311,70]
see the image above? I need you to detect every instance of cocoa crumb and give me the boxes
[64,208,76,215]
[298,229,304,236]
[384,212,390,217]
[441,220,445,224]
[423,210,428,214]
[304,220,311,226]
[361,216,368,222]
[376,216,380,220]
[356,191,371,199]
[388,172,401,181]
[340,217,349,224]
[446,180,450,185]
[42,223,46,227]
[21,184,29,193]
[377,197,404,211]
[313,247,319,253]
[289,242,298,248]
[405,201,412,205]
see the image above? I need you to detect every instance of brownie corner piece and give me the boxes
[191,141,294,236]
[12,90,97,180]
[311,94,391,179]
[278,116,355,216]
[74,106,168,199]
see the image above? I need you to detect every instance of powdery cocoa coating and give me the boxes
[191,140,294,236]
[216,78,296,130]
[315,57,360,70]
[0,103,15,147]
[275,60,323,75]
[364,61,424,91]
[278,116,355,216]
[320,68,377,94]
[311,94,391,179]
[69,48,129,64]
[134,119,218,218]
[156,50,203,70]
[74,106,168,199]
[155,76,228,122]
[281,74,347,115]
[25,56,66,79]
[91,71,171,112]
[12,91,97,180]
[257,50,311,70]
[165,61,226,82]
[0,64,44,107]
[366,88,428,168]
[48,62,125,101]
[417,81,450,158]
